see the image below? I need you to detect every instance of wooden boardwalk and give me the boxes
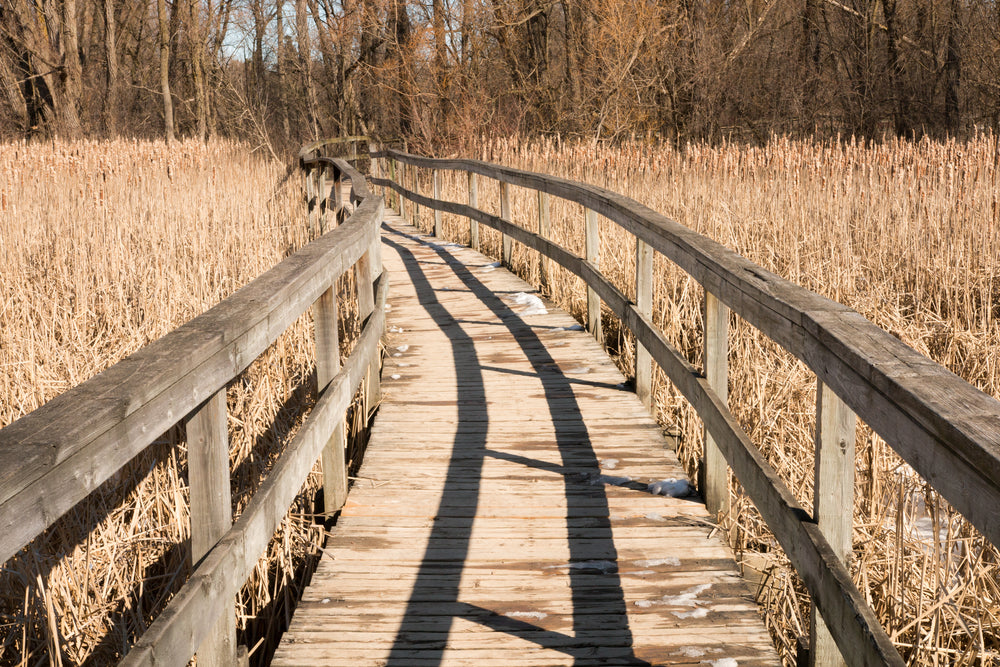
[271,213,779,666]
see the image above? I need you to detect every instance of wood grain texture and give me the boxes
[271,215,778,667]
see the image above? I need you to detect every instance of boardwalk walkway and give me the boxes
[270,213,779,666]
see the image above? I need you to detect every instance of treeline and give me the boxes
[2,0,999,149]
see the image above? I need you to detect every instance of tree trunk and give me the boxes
[189,0,208,140]
[59,0,84,138]
[433,0,448,126]
[157,0,175,141]
[945,0,961,134]
[295,0,320,139]
[103,0,120,135]
[277,0,291,141]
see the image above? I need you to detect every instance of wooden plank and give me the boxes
[315,286,348,513]
[500,180,512,267]
[585,208,601,343]
[703,291,729,520]
[634,237,653,409]
[468,172,479,251]
[810,382,855,667]
[185,389,238,667]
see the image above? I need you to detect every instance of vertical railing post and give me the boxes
[703,291,729,519]
[304,164,314,239]
[186,391,238,667]
[394,160,404,218]
[433,169,442,237]
[314,286,348,513]
[411,165,420,229]
[811,382,856,667]
[355,199,383,417]
[635,238,653,408]
[333,165,344,226]
[500,181,512,267]
[318,163,327,233]
[468,172,480,251]
[584,208,602,343]
[538,190,550,291]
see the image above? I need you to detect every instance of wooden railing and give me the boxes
[0,139,385,666]
[368,147,1000,666]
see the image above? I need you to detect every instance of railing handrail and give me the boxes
[0,138,385,667]
[369,147,1000,665]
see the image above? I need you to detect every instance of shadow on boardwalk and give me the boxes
[382,222,651,666]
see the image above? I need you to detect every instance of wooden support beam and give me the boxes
[635,238,653,409]
[185,390,237,667]
[390,159,400,213]
[500,181,512,267]
[703,290,729,519]
[538,190,550,291]
[468,172,480,251]
[314,286,347,513]
[318,165,327,232]
[585,208,602,343]
[433,169,442,237]
[411,165,420,229]
[811,381,856,667]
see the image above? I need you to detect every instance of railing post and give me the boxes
[314,286,348,513]
[304,164,314,238]
[394,160,404,218]
[318,164,327,232]
[355,198,383,417]
[703,291,729,519]
[333,165,344,227]
[433,169,442,237]
[585,208,602,343]
[468,172,480,251]
[538,190,550,291]
[635,238,653,408]
[411,165,420,229]
[811,382,856,667]
[186,390,238,667]
[500,181,512,267]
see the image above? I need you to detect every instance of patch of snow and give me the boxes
[591,474,632,487]
[480,261,502,272]
[384,304,392,311]
[674,607,709,619]
[559,324,585,331]
[678,647,705,658]
[630,570,654,576]
[392,352,402,357]
[545,560,618,573]
[512,292,548,316]
[321,598,331,604]
[390,374,401,380]
[634,599,654,608]
[644,512,666,522]
[648,479,691,497]
[566,366,591,374]
[396,362,412,367]
[601,458,619,470]
[388,325,404,333]
[395,344,410,352]
[506,611,547,620]
[634,557,681,568]
[704,659,737,667]
[662,583,711,606]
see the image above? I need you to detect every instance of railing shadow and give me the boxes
[381,223,650,666]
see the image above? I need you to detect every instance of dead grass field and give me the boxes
[0,138,340,665]
[418,134,1000,664]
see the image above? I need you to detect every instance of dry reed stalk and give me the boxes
[0,139,360,665]
[425,134,1000,665]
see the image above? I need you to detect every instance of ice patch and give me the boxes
[512,292,548,316]
[674,607,709,619]
[389,325,404,333]
[392,352,402,357]
[644,512,666,522]
[591,474,632,487]
[396,362,412,367]
[395,344,410,352]
[704,660,737,667]
[634,557,681,568]
[480,261,502,272]
[559,324,585,331]
[602,458,619,470]
[390,374,401,380]
[648,479,691,497]
[545,560,617,573]
[321,598,331,604]
[663,583,711,606]
[634,599,654,608]
[507,611,547,620]
[678,647,705,657]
